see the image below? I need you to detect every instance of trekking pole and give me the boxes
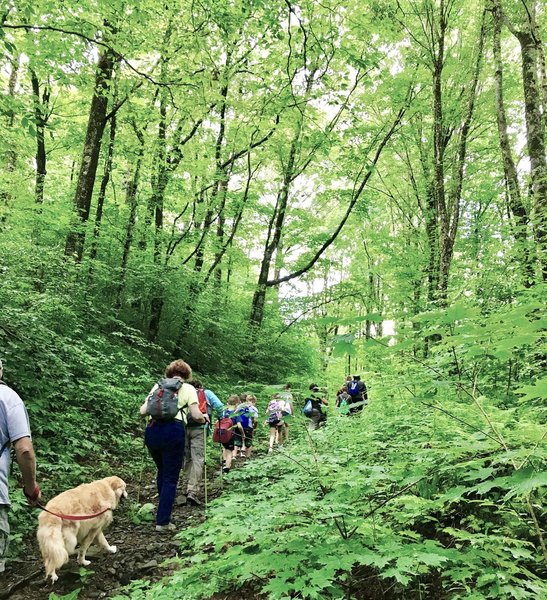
[203,427,208,511]
[219,443,224,490]
[136,421,148,505]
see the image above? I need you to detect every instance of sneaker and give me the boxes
[268,447,273,454]
[155,523,176,532]
[222,466,230,474]
[186,494,201,507]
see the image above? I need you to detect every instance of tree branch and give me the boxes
[266,96,410,287]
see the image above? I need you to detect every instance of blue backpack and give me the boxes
[347,381,360,397]
[238,406,252,429]
[303,399,314,417]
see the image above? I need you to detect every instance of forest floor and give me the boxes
[0,458,240,600]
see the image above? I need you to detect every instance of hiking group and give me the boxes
[139,361,371,530]
[140,360,297,531]
[0,354,370,570]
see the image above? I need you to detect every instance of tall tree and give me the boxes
[491,0,534,285]
[29,68,50,205]
[503,0,547,279]
[64,41,117,262]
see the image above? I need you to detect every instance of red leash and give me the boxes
[37,503,110,521]
[25,484,111,520]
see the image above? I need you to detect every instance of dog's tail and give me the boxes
[37,516,69,582]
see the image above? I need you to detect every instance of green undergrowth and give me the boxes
[112,384,547,600]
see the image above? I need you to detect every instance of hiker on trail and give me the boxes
[139,359,206,531]
[0,359,40,572]
[183,380,224,507]
[346,374,368,413]
[233,393,250,458]
[303,384,328,430]
[244,394,259,458]
[335,386,351,414]
[220,396,245,474]
[236,395,257,459]
[265,395,284,453]
[279,384,294,444]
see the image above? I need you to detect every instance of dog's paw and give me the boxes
[79,558,91,566]
[108,545,117,554]
[50,572,58,584]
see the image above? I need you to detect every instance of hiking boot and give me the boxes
[155,522,176,532]
[186,494,201,507]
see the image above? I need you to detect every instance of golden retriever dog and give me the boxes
[37,476,127,582]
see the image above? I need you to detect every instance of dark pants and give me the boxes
[145,420,185,526]
[308,408,326,430]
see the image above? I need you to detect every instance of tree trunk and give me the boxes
[116,127,145,309]
[148,93,168,340]
[424,183,439,302]
[89,113,117,263]
[30,69,49,205]
[492,1,534,285]
[435,7,485,301]
[1,55,19,219]
[431,10,448,303]
[514,30,547,280]
[249,132,299,329]
[64,47,116,262]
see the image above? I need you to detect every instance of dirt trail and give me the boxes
[0,469,226,600]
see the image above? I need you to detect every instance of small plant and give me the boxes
[130,502,156,525]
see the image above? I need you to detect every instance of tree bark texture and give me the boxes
[30,69,49,205]
[89,113,116,263]
[116,126,145,309]
[514,30,547,280]
[492,2,534,285]
[64,47,116,262]
[249,131,299,329]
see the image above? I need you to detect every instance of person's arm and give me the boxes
[206,392,224,418]
[188,402,207,423]
[140,384,157,416]
[13,436,41,506]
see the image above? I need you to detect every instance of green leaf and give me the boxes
[515,377,547,402]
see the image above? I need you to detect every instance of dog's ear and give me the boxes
[109,477,128,500]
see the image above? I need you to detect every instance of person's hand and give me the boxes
[23,483,41,507]
[203,413,210,424]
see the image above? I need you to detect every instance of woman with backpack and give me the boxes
[139,359,207,531]
[265,394,284,453]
